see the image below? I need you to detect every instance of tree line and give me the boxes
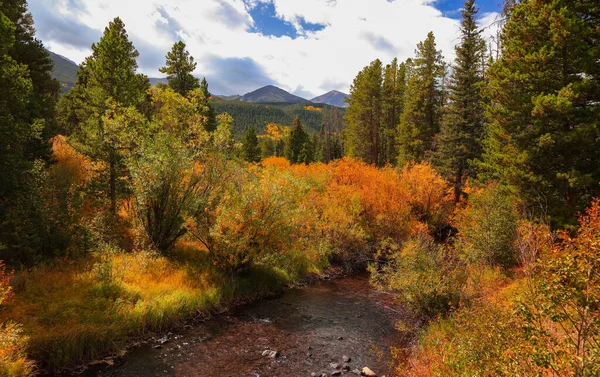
[343,0,600,228]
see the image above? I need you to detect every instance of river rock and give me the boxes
[342,355,351,362]
[262,350,279,358]
[331,371,342,376]
[342,364,351,371]
[330,362,341,369]
[361,367,377,376]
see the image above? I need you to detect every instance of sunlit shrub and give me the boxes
[210,167,315,273]
[128,131,199,253]
[514,199,600,376]
[329,158,413,240]
[399,162,454,232]
[0,263,36,377]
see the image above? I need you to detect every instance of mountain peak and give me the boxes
[240,85,308,104]
[311,90,349,108]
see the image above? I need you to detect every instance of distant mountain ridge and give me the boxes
[238,85,308,104]
[47,50,79,92]
[46,50,348,108]
[311,90,349,108]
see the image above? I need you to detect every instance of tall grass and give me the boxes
[1,244,318,373]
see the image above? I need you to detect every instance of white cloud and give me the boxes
[29,0,500,97]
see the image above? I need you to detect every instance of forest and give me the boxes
[0,0,599,376]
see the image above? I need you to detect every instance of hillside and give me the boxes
[311,90,349,108]
[211,99,344,135]
[239,85,308,104]
[47,50,78,92]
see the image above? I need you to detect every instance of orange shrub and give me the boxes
[329,158,413,240]
[262,156,290,168]
[399,162,453,231]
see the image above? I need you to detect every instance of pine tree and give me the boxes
[345,59,383,165]
[320,106,344,163]
[480,0,600,227]
[241,126,261,163]
[160,41,199,96]
[285,116,310,164]
[0,0,59,162]
[381,58,407,165]
[0,7,33,205]
[200,77,217,132]
[435,0,487,202]
[60,17,150,214]
[396,32,445,165]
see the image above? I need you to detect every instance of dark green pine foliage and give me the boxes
[200,77,217,132]
[0,0,59,161]
[480,0,600,228]
[241,126,261,163]
[381,58,407,165]
[0,4,66,263]
[345,59,383,165]
[160,41,200,96]
[435,0,487,202]
[0,7,33,215]
[60,17,150,214]
[318,106,344,163]
[397,32,445,165]
[285,116,310,164]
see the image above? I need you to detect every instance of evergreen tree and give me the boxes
[159,41,199,96]
[435,0,487,202]
[0,7,33,211]
[381,59,407,165]
[480,0,600,227]
[241,126,261,163]
[0,4,68,263]
[0,0,59,161]
[345,59,383,165]
[60,17,150,214]
[285,116,310,164]
[200,77,217,132]
[320,106,344,163]
[397,32,445,165]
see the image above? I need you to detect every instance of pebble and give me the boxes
[362,366,377,376]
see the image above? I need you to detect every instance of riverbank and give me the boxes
[2,243,339,376]
[67,275,406,377]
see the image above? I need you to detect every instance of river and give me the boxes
[77,275,408,377]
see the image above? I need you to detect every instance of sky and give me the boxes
[29,0,502,98]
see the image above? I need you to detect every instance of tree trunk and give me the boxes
[110,158,117,214]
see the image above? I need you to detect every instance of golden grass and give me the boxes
[1,244,308,373]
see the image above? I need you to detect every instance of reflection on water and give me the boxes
[76,275,408,377]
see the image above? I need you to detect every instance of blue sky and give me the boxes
[250,0,501,38]
[29,0,502,97]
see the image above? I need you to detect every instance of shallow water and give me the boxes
[77,275,407,377]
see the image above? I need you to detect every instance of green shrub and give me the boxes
[371,235,467,319]
[456,184,520,269]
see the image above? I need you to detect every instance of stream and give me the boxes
[78,275,408,377]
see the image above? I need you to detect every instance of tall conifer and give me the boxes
[396,32,445,165]
[345,59,383,165]
[435,0,487,202]
[160,41,200,96]
[60,17,150,214]
[480,0,600,227]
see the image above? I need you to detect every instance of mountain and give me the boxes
[311,90,349,108]
[47,50,79,92]
[240,85,308,104]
